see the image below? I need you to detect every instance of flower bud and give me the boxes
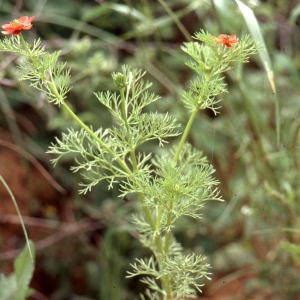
[112,72,127,90]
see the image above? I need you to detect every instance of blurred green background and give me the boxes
[0,0,300,299]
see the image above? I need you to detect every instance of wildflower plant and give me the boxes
[0,16,261,299]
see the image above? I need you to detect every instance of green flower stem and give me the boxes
[173,110,198,163]
[163,46,227,267]
[173,46,225,164]
[159,109,198,300]
[162,112,198,285]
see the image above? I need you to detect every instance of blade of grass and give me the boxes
[0,175,33,262]
[157,0,192,41]
[235,0,275,93]
[111,1,201,41]
[235,0,280,146]
[288,3,300,25]
[41,14,122,43]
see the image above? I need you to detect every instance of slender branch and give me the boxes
[174,110,198,163]
[60,102,129,172]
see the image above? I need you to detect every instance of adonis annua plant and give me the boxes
[0,16,260,299]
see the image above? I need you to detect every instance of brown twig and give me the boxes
[0,138,66,194]
[0,217,104,260]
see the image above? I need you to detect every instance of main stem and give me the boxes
[120,89,158,232]
[119,88,174,297]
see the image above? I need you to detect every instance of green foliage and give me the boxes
[0,35,71,106]
[0,1,299,299]
[0,241,35,300]
[128,253,211,299]
[48,65,180,194]
[0,24,260,298]
[181,30,261,113]
[0,36,46,57]
[123,154,221,220]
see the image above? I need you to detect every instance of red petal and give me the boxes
[1,30,12,35]
[27,16,35,23]
[19,16,29,23]
[23,24,33,30]
[2,24,12,29]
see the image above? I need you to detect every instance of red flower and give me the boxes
[212,34,238,48]
[1,16,35,36]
